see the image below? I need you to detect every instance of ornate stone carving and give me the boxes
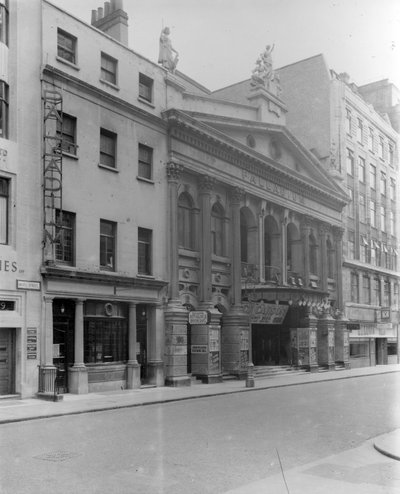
[166,161,184,181]
[332,226,345,241]
[250,44,281,97]
[231,186,245,205]
[199,175,215,193]
[318,223,331,236]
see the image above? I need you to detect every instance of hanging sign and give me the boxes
[189,310,210,325]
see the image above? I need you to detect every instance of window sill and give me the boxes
[99,266,115,272]
[136,176,154,184]
[137,96,155,109]
[56,56,80,71]
[62,151,78,160]
[98,163,119,173]
[99,79,120,91]
[137,273,154,279]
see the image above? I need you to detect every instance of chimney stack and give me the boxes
[91,0,129,46]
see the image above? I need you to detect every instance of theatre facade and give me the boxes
[163,67,349,384]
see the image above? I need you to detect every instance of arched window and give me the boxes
[178,192,195,249]
[211,202,225,256]
[309,232,318,275]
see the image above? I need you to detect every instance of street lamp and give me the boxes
[244,268,257,388]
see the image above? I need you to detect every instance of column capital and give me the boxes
[166,161,184,181]
[74,298,85,305]
[318,222,330,237]
[44,295,54,303]
[199,174,215,193]
[332,226,345,241]
[301,215,314,230]
[231,186,245,205]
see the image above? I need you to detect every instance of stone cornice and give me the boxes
[163,109,348,211]
[41,265,168,290]
[42,65,166,129]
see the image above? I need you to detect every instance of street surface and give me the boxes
[1,373,400,493]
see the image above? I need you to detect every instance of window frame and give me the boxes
[0,176,9,244]
[358,156,366,182]
[100,219,116,271]
[57,28,77,65]
[350,272,359,303]
[56,113,77,155]
[100,128,117,168]
[346,148,354,176]
[138,143,153,180]
[138,227,152,275]
[55,209,75,265]
[100,52,118,85]
[357,118,363,143]
[0,80,9,139]
[138,73,153,103]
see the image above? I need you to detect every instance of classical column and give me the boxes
[231,186,245,307]
[221,187,250,382]
[69,299,88,394]
[38,296,58,398]
[126,302,140,389]
[258,208,265,283]
[280,211,288,285]
[166,160,184,303]
[301,217,312,287]
[333,227,344,311]
[317,308,336,370]
[319,223,329,292]
[147,303,165,386]
[199,174,215,305]
[165,160,190,387]
[334,310,350,368]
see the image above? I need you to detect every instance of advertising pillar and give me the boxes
[190,310,223,383]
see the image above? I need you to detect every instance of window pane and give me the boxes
[101,53,117,84]
[0,177,8,244]
[57,29,76,64]
[84,318,128,363]
[138,144,152,179]
[100,220,115,270]
[138,228,152,274]
[55,210,75,264]
[100,130,116,167]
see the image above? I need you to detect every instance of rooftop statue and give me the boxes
[158,27,179,72]
[251,43,281,97]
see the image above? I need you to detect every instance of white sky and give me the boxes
[51,0,400,92]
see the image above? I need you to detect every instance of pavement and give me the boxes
[1,363,400,493]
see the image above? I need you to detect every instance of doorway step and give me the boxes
[253,365,309,379]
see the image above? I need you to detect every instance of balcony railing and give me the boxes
[241,263,281,285]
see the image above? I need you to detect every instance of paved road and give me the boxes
[1,373,400,493]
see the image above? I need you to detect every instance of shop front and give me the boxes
[39,269,167,396]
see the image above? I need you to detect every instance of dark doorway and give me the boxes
[136,305,148,381]
[252,324,291,366]
[53,300,75,393]
[0,328,15,395]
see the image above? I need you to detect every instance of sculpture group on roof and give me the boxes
[251,44,282,98]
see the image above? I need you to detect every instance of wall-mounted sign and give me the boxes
[347,323,360,330]
[243,302,289,324]
[26,328,37,360]
[17,280,41,291]
[189,310,210,325]
[191,345,208,353]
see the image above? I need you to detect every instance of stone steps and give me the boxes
[253,365,309,378]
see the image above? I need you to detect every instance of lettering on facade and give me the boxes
[243,302,289,324]
[241,170,305,205]
[188,310,210,325]
[17,280,41,291]
[0,260,17,272]
[191,345,208,353]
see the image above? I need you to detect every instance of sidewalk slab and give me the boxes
[0,364,399,425]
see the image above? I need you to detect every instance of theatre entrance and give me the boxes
[252,324,291,366]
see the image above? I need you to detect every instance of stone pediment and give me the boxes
[163,109,348,212]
